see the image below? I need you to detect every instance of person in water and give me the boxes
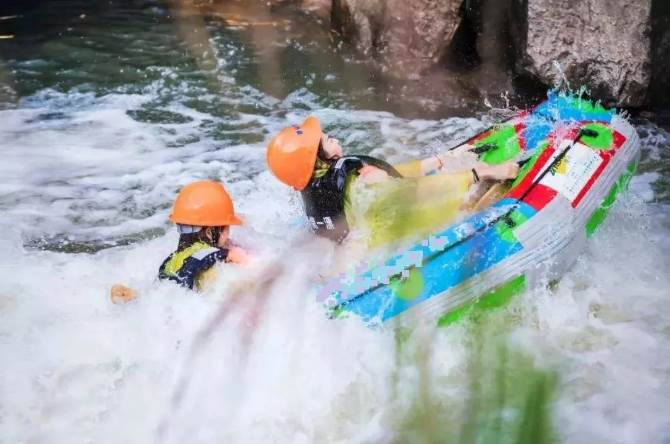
[110,181,248,303]
[158,180,248,288]
[266,116,519,243]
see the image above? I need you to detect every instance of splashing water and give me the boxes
[551,61,572,92]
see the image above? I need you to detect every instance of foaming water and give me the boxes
[1,2,670,443]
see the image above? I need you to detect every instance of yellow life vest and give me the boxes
[158,241,228,291]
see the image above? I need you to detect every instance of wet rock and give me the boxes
[650,0,670,108]
[299,0,332,21]
[471,0,513,70]
[510,0,652,107]
[269,0,332,21]
[453,0,518,103]
[332,0,382,54]
[332,0,462,78]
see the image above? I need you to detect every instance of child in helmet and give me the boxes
[266,116,519,244]
[110,181,248,303]
[158,180,248,290]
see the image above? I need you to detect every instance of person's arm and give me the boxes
[360,144,518,183]
[360,159,519,183]
[471,162,520,182]
[357,165,391,184]
[419,144,478,175]
[419,154,445,175]
[374,143,476,178]
[390,160,423,178]
[226,246,249,264]
[423,142,519,181]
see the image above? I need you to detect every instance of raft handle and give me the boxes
[472,143,497,155]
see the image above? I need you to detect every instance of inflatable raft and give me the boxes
[320,94,641,327]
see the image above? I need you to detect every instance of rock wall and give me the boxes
[510,0,652,107]
[288,0,668,108]
[331,0,462,77]
[268,0,332,21]
[299,0,331,21]
[650,0,670,108]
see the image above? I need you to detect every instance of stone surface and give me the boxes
[510,0,652,107]
[267,0,331,21]
[332,0,462,78]
[650,0,670,108]
[299,0,332,21]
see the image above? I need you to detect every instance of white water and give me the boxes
[0,84,472,443]
[1,61,670,444]
[0,82,670,443]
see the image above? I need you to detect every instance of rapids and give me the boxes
[0,2,669,443]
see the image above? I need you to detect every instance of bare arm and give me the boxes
[420,144,478,175]
[427,144,519,181]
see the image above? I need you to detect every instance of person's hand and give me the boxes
[474,162,520,181]
[358,165,390,184]
[110,284,138,304]
[448,143,476,157]
[227,246,250,264]
[438,144,477,166]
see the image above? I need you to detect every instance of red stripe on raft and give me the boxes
[515,122,528,152]
[612,130,626,149]
[565,127,580,141]
[522,184,558,210]
[569,123,624,208]
[508,146,556,202]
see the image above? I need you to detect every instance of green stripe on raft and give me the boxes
[580,123,613,150]
[477,125,521,165]
[437,275,527,327]
[585,160,637,237]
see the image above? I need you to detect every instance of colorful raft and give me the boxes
[320,94,641,327]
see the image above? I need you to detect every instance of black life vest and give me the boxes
[158,241,229,290]
[300,155,402,243]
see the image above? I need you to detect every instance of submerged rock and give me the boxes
[509,0,652,107]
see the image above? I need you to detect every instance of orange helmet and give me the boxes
[169,181,242,227]
[266,116,322,190]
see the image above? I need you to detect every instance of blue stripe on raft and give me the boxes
[331,206,515,305]
[340,201,539,323]
[493,198,537,218]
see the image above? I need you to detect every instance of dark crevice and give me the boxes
[650,0,670,110]
[442,1,481,70]
[510,73,548,106]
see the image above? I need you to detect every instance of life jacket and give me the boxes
[158,241,229,290]
[300,155,402,243]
